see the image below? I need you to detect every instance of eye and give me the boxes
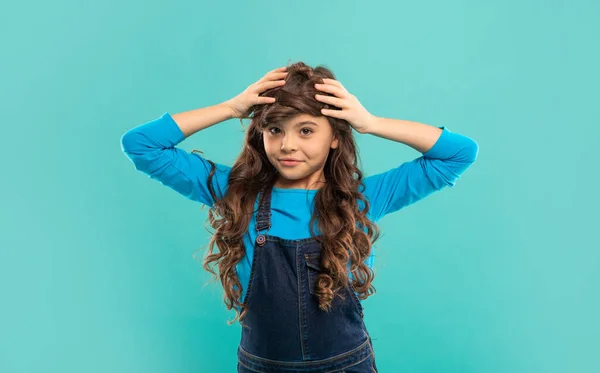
[269,127,281,134]
[301,128,313,135]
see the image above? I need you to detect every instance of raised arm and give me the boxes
[362,118,479,221]
[312,79,479,221]
[120,66,290,207]
[120,106,234,207]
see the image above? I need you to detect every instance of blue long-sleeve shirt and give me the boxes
[121,112,479,305]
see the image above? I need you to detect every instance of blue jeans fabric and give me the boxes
[236,186,378,372]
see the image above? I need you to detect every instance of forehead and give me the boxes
[279,114,328,127]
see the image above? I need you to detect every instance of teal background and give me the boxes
[1,0,598,372]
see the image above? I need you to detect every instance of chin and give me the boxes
[278,170,305,178]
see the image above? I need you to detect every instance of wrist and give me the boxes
[362,114,381,135]
[221,100,238,119]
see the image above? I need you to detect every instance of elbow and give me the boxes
[460,137,479,164]
[120,130,149,170]
[467,138,479,163]
[120,129,138,154]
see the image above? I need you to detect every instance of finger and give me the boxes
[272,71,289,79]
[315,83,348,99]
[258,71,288,84]
[270,66,287,73]
[253,79,285,92]
[321,108,344,118]
[323,79,348,93]
[321,78,343,88]
[256,79,286,92]
[261,97,277,104]
[315,94,347,109]
[269,67,288,78]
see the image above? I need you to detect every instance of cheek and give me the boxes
[262,138,275,153]
[315,143,332,157]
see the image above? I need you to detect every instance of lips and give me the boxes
[279,159,303,166]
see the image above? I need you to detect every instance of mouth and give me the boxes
[279,159,303,167]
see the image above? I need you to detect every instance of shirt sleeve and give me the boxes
[120,112,231,207]
[362,126,479,221]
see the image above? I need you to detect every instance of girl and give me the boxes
[120,62,479,372]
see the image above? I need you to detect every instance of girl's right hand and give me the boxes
[225,66,288,118]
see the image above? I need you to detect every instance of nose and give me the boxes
[280,134,297,152]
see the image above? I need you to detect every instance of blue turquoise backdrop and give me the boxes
[1,1,598,372]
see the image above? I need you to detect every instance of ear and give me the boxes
[331,135,339,149]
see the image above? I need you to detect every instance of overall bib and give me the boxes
[237,187,378,373]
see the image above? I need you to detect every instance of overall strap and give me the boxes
[255,185,272,245]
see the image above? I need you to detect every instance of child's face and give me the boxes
[262,113,339,190]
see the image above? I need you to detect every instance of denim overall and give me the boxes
[237,186,378,373]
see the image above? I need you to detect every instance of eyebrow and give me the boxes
[295,121,318,126]
[270,121,318,128]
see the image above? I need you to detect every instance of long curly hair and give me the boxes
[199,61,380,325]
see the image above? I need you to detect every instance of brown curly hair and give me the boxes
[199,61,380,325]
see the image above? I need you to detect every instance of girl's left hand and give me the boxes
[314,78,376,134]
